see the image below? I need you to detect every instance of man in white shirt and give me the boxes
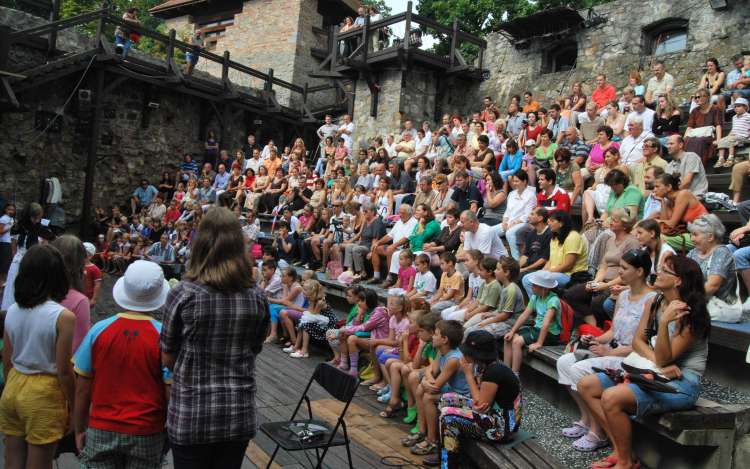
[282,206,299,233]
[260,140,278,160]
[336,114,355,156]
[384,135,397,157]
[645,61,675,108]
[493,169,537,260]
[370,163,391,195]
[619,116,654,167]
[245,148,264,173]
[457,210,507,276]
[624,95,655,135]
[421,121,432,142]
[366,204,418,287]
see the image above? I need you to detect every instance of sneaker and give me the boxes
[714,158,725,168]
[379,279,394,289]
[377,392,392,403]
[282,346,296,353]
[366,277,381,285]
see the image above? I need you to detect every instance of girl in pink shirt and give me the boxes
[388,250,416,300]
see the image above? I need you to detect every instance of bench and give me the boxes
[509,344,740,469]
[463,437,567,469]
[710,321,750,352]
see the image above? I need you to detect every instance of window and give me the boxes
[544,43,577,74]
[198,17,235,51]
[645,20,687,56]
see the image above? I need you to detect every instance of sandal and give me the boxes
[272,338,287,345]
[573,432,609,452]
[360,378,380,386]
[410,439,438,455]
[422,455,440,466]
[369,383,386,391]
[290,352,309,358]
[327,358,341,366]
[714,158,725,168]
[562,420,589,438]
[401,432,427,447]
[379,400,407,418]
[590,457,617,469]
[724,158,736,168]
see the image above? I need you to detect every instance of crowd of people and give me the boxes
[2,54,750,469]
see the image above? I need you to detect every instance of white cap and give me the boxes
[525,139,536,146]
[735,97,749,108]
[83,242,96,256]
[528,270,558,289]
[113,260,170,312]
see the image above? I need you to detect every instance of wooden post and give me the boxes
[450,19,459,68]
[330,30,339,75]
[0,25,10,72]
[403,1,412,51]
[95,2,108,55]
[166,29,176,73]
[265,68,274,108]
[222,50,230,96]
[361,15,369,61]
[80,67,105,240]
[47,0,61,59]
[301,82,308,118]
[477,47,484,71]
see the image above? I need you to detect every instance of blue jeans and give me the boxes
[727,244,750,270]
[522,271,570,298]
[115,36,130,56]
[596,369,700,418]
[499,169,516,182]
[493,222,528,260]
[722,89,750,103]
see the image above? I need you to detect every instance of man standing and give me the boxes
[506,103,526,138]
[335,114,355,157]
[367,204,418,288]
[384,135,397,157]
[536,168,571,214]
[624,95,656,135]
[186,28,203,76]
[645,62,674,108]
[353,7,367,27]
[317,115,337,158]
[547,104,571,144]
[665,135,708,199]
[448,170,483,213]
[242,135,261,156]
[389,161,414,212]
[631,137,667,194]
[619,116,654,167]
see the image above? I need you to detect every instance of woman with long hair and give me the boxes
[181,178,199,209]
[582,146,628,225]
[684,87,723,163]
[579,255,710,469]
[160,207,269,469]
[372,175,394,218]
[0,244,77,468]
[204,130,219,166]
[0,203,15,287]
[653,94,682,146]
[604,100,626,140]
[478,172,507,226]
[557,249,655,453]
[522,210,588,298]
[2,202,56,312]
[691,58,725,114]
[157,171,174,203]
[52,235,91,354]
[266,266,305,344]
[565,81,587,125]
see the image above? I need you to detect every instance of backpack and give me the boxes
[558,299,575,344]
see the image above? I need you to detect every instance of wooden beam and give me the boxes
[208,100,225,128]
[450,19,459,68]
[47,0,61,59]
[98,33,114,60]
[79,66,104,240]
[102,75,128,95]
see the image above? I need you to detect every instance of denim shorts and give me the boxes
[186,52,198,63]
[727,244,750,270]
[595,369,700,418]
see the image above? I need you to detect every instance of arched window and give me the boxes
[645,20,688,56]
[544,43,577,74]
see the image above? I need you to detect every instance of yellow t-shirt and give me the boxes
[439,270,464,300]
[397,140,416,159]
[549,231,588,276]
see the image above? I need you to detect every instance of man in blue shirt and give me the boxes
[144,232,175,264]
[130,179,158,216]
[198,176,216,212]
[448,171,483,213]
[506,103,527,139]
[719,54,750,114]
[353,7,367,27]
[212,163,231,198]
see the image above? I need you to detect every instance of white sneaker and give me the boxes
[742,298,750,313]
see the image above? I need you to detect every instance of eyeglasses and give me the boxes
[658,267,677,277]
[643,144,655,149]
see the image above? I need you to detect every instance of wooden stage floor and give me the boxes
[44,273,430,469]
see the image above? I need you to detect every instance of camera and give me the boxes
[522,118,529,125]
[331,218,344,229]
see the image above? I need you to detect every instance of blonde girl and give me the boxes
[284,280,337,358]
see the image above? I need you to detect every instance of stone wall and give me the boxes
[350,66,440,152]
[462,0,750,114]
[164,0,335,109]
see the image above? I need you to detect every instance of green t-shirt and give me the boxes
[528,293,562,336]
[346,306,372,325]
[477,279,503,309]
[604,183,645,220]
[498,283,526,324]
[422,342,439,363]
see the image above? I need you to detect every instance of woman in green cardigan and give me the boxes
[410,203,441,254]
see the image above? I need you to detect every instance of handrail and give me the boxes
[9,8,108,43]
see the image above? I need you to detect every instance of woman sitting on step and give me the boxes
[578,255,710,469]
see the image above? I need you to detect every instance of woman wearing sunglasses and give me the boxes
[578,255,710,469]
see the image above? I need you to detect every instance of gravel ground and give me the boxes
[700,377,750,403]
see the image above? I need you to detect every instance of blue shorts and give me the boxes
[376,348,400,365]
[186,52,198,64]
[595,369,700,418]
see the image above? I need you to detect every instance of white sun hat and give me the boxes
[113,260,170,312]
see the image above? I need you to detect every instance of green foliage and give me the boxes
[366,0,392,17]
[416,0,611,62]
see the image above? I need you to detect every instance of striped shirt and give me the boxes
[731,113,750,138]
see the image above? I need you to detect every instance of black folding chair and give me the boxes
[259,362,360,469]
